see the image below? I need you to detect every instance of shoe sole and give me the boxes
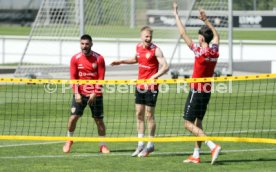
[100,146,110,154]
[100,150,110,154]
[63,145,72,153]
[211,147,221,165]
[63,142,73,153]
[183,160,200,164]
[131,148,144,157]
[131,153,139,157]
[138,153,149,157]
[138,149,154,157]
[132,151,143,157]
[100,151,110,154]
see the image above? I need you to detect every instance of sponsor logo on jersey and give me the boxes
[78,64,84,69]
[205,57,218,62]
[139,64,151,69]
[79,72,97,77]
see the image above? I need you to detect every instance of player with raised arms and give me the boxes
[173,1,221,164]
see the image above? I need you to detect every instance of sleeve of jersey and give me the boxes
[189,42,198,54]
[95,56,106,94]
[211,44,219,57]
[70,56,79,94]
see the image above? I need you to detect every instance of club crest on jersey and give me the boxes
[146,52,151,59]
[92,63,97,69]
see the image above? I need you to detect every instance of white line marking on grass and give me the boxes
[156,129,276,137]
[204,129,272,135]
[206,129,276,135]
[0,141,63,148]
[0,148,276,159]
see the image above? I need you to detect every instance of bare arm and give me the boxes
[88,56,105,105]
[70,56,81,103]
[110,56,138,66]
[173,1,193,48]
[150,48,169,79]
[97,56,105,80]
[199,9,220,44]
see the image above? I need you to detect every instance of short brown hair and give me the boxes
[81,34,92,42]
[198,25,213,44]
[140,26,153,33]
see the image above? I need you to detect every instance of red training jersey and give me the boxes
[190,42,219,92]
[136,43,159,90]
[70,51,105,96]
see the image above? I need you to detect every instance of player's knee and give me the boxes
[184,121,188,129]
[184,120,193,129]
[195,118,202,126]
[146,111,153,117]
[136,110,144,117]
[146,111,155,120]
[70,115,80,122]
[136,114,144,121]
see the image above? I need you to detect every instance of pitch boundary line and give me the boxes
[0,141,63,148]
[0,148,276,159]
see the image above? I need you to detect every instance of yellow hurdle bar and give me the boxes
[0,73,276,84]
[0,135,276,144]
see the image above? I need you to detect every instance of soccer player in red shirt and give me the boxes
[63,34,110,154]
[110,26,169,157]
[173,2,221,164]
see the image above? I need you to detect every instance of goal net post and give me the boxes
[14,0,82,79]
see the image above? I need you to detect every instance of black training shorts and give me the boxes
[183,89,211,122]
[135,88,158,107]
[71,94,104,119]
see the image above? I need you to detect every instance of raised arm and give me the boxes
[199,9,220,45]
[150,48,169,79]
[173,1,193,48]
[110,56,138,66]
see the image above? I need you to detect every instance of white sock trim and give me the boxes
[205,141,216,150]
[99,136,106,146]
[67,131,74,137]
[138,133,144,147]
[192,148,200,158]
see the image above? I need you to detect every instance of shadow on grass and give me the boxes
[73,149,222,156]
[214,158,276,165]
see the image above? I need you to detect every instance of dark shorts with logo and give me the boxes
[183,89,211,122]
[71,94,104,119]
[135,88,159,107]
